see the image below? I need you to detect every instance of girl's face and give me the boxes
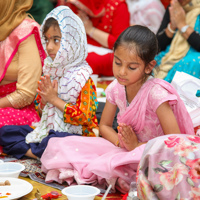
[113,45,150,88]
[178,0,191,6]
[44,25,61,61]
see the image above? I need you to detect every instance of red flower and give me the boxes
[164,136,181,148]
[187,135,200,143]
[186,158,200,181]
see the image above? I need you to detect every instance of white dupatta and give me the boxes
[26,6,92,143]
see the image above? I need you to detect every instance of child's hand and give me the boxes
[37,75,58,105]
[118,123,138,151]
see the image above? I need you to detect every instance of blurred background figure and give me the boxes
[161,0,171,8]
[154,0,200,83]
[126,0,165,34]
[28,0,54,24]
[57,0,130,76]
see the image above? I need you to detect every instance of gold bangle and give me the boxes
[89,27,96,38]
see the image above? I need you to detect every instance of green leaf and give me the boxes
[145,167,148,177]
[186,177,195,187]
[153,168,167,174]
[175,192,180,200]
[153,184,163,192]
[179,156,187,164]
[158,160,172,166]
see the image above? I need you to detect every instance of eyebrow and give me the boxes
[44,35,61,39]
[114,55,140,65]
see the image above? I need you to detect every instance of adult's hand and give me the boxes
[170,0,186,29]
[78,10,94,35]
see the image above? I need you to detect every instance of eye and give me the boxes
[44,38,49,43]
[115,61,121,66]
[54,39,60,43]
[129,66,136,70]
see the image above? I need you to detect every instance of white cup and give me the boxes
[90,74,98,87]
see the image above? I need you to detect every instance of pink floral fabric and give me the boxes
[0,82,40,128]
[105,78,194,142]
[137,134,200,200]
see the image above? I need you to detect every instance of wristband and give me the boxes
[180,25,189,34]
[167,23,176,34]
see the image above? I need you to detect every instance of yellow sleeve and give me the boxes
[7,34,42,108]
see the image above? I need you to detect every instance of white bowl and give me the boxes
[0,159,4,164]
[0,162,25,178]
[62,185,100,200]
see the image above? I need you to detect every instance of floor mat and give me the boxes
[0,155,124,199]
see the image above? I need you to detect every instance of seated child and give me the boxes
[0,6,98,159]
[40,25,194,193]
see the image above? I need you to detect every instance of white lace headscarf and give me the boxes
[26,6,92,143]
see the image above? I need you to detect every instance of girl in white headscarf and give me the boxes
[0,6,98,159]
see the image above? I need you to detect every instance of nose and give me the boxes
[46,40,54,51]
[119,66,127,76]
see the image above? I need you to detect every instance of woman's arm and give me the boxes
[79,2,129,49]
[156,101,181,134]
[99,100,118,145]
[0,97,13,108]
[170,0,200,51]
[0,35,42,109]
[156,6,173,52]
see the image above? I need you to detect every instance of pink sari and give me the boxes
[0,18,46,127]
[0,82,40,127]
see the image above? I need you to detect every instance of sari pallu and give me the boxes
[0,82,40,128]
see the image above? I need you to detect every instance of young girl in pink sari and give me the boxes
[40,25,194,194]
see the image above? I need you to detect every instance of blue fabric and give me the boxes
[155,15,200,86]
[0,125,77,159]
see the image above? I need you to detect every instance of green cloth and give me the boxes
[28,0,54,24]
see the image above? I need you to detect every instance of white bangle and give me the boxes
[89,27,96,38]
[167,23,176,34]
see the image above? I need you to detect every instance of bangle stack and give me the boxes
[89,27,96,38]
[167,23,176,34]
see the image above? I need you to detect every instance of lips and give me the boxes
[49,54,56,59]
[117,76,127,82]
